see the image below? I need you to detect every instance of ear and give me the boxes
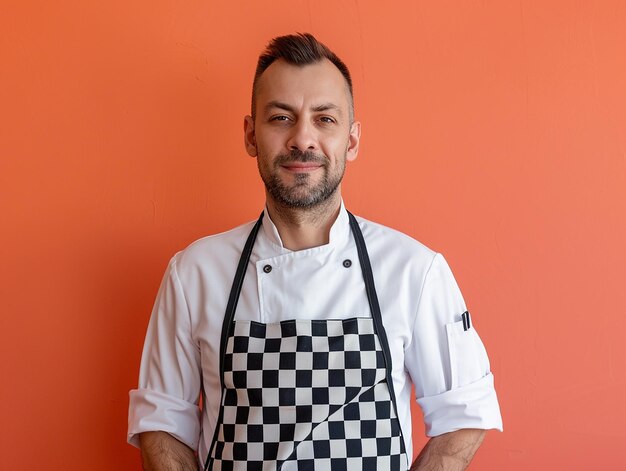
[243,115,257,157]
[346,120,361,162]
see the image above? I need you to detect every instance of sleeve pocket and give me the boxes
[445,319,490,389]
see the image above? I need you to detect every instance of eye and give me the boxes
[319,116,336,124]
[270,115,290,122]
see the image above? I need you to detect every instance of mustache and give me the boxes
[275,149,327,165]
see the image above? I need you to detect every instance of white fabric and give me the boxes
[128,203,503,461]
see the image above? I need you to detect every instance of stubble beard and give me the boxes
[258,149,346,209]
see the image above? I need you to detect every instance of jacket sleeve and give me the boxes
[127,255,202,450]
[405,254,503,436]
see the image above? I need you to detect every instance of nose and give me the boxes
[286,120,317,152]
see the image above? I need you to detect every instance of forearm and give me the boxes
[411,429,486,471]
[139,431,199,471]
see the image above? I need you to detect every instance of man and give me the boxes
[128,33,502,470]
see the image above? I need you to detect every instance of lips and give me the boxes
[281,162,323,172]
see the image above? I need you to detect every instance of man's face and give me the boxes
[244,59,360,209]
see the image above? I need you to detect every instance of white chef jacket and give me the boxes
[127,203,503,462]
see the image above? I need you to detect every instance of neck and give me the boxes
[265,192,342,251]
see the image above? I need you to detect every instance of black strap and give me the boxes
[218,212,264,388]
[206,213,264,470]
[347,212,402,428]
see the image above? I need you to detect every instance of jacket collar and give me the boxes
[260,200,351,252]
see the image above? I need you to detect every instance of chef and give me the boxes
[128,33,503,470]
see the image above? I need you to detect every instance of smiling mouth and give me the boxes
[281,163,323,172]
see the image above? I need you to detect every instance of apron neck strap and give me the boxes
[347,212,398,407]
[219,212,264,387]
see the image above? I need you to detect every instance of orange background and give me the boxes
[1,1,625,469]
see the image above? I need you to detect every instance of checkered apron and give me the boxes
[204,212,409,470]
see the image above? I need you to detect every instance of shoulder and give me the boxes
[352,213,438,266]
[354,216,466,308]
[171,219,257,275]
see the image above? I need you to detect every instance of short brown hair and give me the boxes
[251,33,354,121]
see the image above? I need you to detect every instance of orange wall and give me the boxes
[2,1,625,469]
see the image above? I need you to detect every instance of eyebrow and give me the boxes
[311,103,341,114]
[265,101,343,116]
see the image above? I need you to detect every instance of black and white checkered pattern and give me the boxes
[208,317,407,470]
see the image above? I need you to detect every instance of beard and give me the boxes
[257,149,346,209]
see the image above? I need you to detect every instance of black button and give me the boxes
[263,264,272,273]
[343,259,352,268]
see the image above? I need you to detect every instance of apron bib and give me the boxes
[204,212,408,470]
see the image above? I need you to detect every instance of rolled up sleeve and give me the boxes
[406,254,503,436]
[127,255,202,450]
[128,388,201,449]
[417,373,502,436]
